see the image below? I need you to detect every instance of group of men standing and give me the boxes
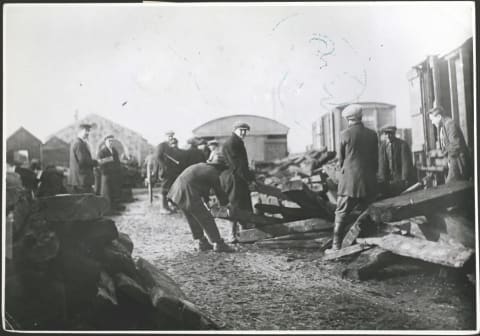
[328,103,472,252]
[68,123,125,213]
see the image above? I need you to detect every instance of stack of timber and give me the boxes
[5,191,218,331]
[322,180,475,282]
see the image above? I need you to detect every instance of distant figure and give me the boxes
[13,164,37,198]
[68,123,97,193]
[378,126,416,197]
[30,161,67,197]
[167,156,235,253]
[143,150,159,185]
[326,104,378,253]
[97,135,124,211]
[206,139,220,163]
[185,137,207,168]
[428,106,472,183]
[220,121,257,243]
[154,131,182,214]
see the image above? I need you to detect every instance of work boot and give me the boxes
[226,222,239,244]
[213,240,235,253]
[197,237,213,251]
[325,222,343,254]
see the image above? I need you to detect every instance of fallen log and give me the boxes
[255,182,292,201]
[237,218,333,243]
[367,180,474,223]
[323,244,372,261]
[117,232,134,254]
[281,181,334,220]
[357,234,474,268]
[135,258,187,300]
[38,194,109,222]
[114,273,150,306]
[255,238,331,249]
[342,247,396,280]
[262,231,331,241]
[101,242,138,279]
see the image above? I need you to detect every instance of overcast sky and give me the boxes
[3,2,474,152]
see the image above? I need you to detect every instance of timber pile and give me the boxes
[322,180,475,281]
[210,148,339,249]
[5,192,218,331]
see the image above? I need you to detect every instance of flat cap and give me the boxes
[381,126,397,133]
[103,134,115,141]
[187,137,198,145]
[233,121,250,131]
[79,123,94,130]
[341,104,363,120]
[428,105,445,116]
[165,130,175,137]
[207,139,219,146]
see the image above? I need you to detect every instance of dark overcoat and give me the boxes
[220,133,254,211]
[439,117,472,182]
[337,122,378,199]
[154,142,185,193]
[168,163,228,211]
[68,137,95,188]
[185,147,206,168]
[97,146,122,204]
[378,137,416,184]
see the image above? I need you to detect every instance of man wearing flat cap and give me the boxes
[185,137,207,168]
[220,121,256,242]
[97,135,123,212]
[206,139,220,163]
[68,123,98,193]
[168,154,235,253]
[327,104,378,253]
[378,125,416,197]
[428,105,472,182]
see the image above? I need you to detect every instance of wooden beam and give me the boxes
[341,210,373,248]
[367,180,474,223]
[323,244,372,261]
[357,234,474,268]
[255,238,330,250]
[210,205,283,227]
[254,182,291,201]
[254,203,320,221]
[262,231,331,241]
[237,218,333,243]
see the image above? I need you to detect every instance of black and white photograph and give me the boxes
[2,1,477,333]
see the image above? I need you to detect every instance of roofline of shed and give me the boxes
[192,114,290,134]
[7,126,43,144]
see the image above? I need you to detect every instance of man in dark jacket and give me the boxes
[378,126,416,197]
[185,137,207,168]
[68,123,97,193]
[97,135,123,211]
[428,106,472,183]
[220,121,256,242]
[327,104,378,252]
[167,155,234,253]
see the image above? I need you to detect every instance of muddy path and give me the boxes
[110,189,476,331]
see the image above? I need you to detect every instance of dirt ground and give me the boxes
[110,188,476,331]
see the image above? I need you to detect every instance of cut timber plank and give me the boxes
[254,204,319,221]
[255,182,292,201]
[38,194,109,222]
[256,238,330,250]
[210,205,283,227]
[323,244,372,261]
[342,247,396,280]
[237,218,333,243]
[341,210,372,248]
[357,234,474,268]
[281,181,335,220]
[367,180,474,223]
[262,231,331,241]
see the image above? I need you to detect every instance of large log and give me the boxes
[254,203,318,221]
[135,258,187,300]
[79,218,119,250]
[367,181,474,223]
[114,273,151,306]
[342,247,397,280]
[254,182,292,201]
[281,181,335,220]
[262,231,331,241]
[256,238,331,250]
[357,234,474,268]
[117,232,134,254]
[38,194,109,222]
[101,242,138,279]
[237,218,333,243]
[426,212,475,249]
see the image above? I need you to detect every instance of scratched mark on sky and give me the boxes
[272,13,300,32]
[309,34,336,70]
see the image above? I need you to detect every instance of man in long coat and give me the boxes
[167,156,234,253]
[68,123,97,193]
[428,106,472,183]
[185,137,207,168]
[378,126,416,197]
[327,104,378,252]
[220,121,256,242]
[97,135,123,211]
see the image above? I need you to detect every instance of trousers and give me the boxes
[182,199,222,244]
